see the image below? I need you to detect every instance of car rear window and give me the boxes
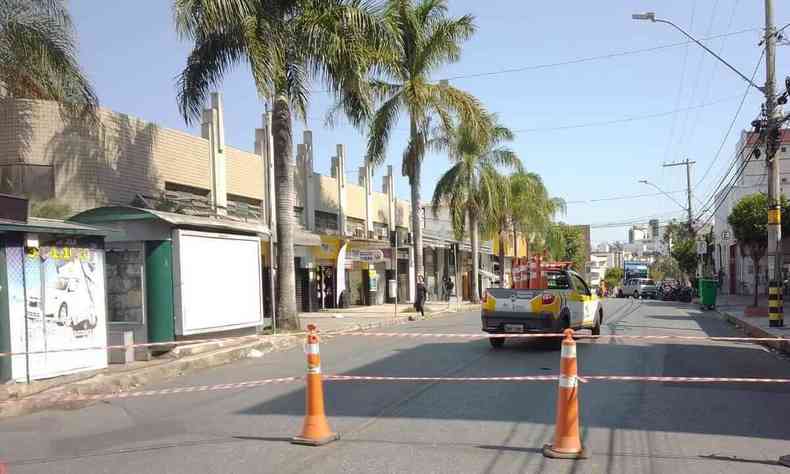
[545,272,570,290]
[642,279,655,285]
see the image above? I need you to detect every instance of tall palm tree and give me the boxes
[431,118,521,303]
[486,171,565,287]
[365,0,487,279]
[174,0,391,328]
[0,0,97,111]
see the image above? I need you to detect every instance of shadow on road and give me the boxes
[237,329,790,441]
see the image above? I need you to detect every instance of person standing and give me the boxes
[414,275,427,319]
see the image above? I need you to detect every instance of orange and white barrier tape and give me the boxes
[0,332,311,359]
[3,374,790,406]
[337,332,788,342]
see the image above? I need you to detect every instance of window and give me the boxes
[165,181,209,197]
[316,210,339,232]
[545,272,570,290]
[571,274,590,295]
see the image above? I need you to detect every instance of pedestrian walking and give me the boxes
[413,275,427,319]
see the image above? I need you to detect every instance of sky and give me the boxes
[69,0,790,245]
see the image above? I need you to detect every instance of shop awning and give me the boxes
[71,206,271,237]
[0,217,115,236]
[479,269,500,281]
[294,229,322,247]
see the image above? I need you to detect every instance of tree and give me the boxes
[603,267,623,290]
[30,200,72,219]
[550,223,586,273]
[364,0,488,279]
[727,193,790,306]
[174,0,390,327]
[0,0,97,113]
[650,256,681,282]
[431,117,521,302]
[487,171,565,285]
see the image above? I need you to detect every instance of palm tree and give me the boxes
[431,118,521,303]
[174,0,391,328]
[0,0,97,111]
[486,171,565,287]
[365,0,487,280]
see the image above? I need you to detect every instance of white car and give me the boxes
[47,275,97,330]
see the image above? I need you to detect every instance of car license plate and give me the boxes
[504,324,524,333]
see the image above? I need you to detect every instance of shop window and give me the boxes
[227,193,263,220]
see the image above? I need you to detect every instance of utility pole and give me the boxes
[764,0,784,328]
[662,159,696,236]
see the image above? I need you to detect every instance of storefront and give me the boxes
[1,197,112,383]
[71,206,269,356]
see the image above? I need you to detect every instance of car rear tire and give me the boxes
[633,290,640,299]
[489,337,505,348]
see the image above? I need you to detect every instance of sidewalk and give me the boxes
[0,302,478,418]
[298,301,478,333]
[714,293,790,354]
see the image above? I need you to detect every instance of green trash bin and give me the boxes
[699,278,717,310]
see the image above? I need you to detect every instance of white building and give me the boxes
[713,129,790,295]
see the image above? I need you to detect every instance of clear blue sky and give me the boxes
[70,0,790,244]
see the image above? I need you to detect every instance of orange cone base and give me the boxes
[542,444,588,460]
[291,432,339,446]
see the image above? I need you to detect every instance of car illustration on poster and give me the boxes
[45,261,98,330]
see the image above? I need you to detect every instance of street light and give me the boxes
[638,179,689,214]
[632,11,764,92]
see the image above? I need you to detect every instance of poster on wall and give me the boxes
[6,239,107,382]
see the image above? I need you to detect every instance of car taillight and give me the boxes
[541,293,555,305]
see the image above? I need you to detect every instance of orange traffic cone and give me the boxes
[292,324,339,446]
[543,329,587,459]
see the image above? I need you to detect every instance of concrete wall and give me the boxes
[345,183,366,220]
[0,99,265,214]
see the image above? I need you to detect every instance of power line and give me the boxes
[307,26,762,93]
[441,27,759,82]
[565,190,687,205]
[511,95,740,133]
[695,48,764,191]
[662,0,697,164]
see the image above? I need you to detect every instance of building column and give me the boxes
[302,130,316,232]
[202,93,228,215]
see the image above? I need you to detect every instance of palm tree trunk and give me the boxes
[498,229,506,288]
[272,95,297,329]
[470,214,480,303]
[409,118,424,279]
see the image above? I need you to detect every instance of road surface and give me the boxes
[1,298,789,473]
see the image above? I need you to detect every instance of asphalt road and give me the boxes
[2,299,790,473]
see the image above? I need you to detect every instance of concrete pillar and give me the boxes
[384,165,396,233]
[360,163,374,236]
[336,144,347,238]
[303,131,316,232]
[202,93,227,216]
[256,111,276,240]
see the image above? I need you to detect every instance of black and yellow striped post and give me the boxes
[768,206,784,328]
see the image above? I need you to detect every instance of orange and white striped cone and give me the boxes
[292,324,339,446]
[543,329,588,459]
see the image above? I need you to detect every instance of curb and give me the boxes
[0,305,475,418]
[717,309,790,355]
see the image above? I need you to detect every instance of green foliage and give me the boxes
[174,0,392,125]
[604,267,623,289]
[431,115,522,236]
[550,223,586,273]
[29,200,72,219]
[0,0,97,113]
[650,256,682,282]
[670,238,698,278]
[364,0,487,175]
